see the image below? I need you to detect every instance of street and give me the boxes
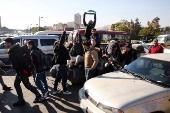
[0,67,83,113]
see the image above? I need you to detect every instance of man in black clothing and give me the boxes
[122,43,137,65]
[52,27,71,95]
[90,28,101,48]
[83,12,96,40]
[21,39,31,56]
[4,38,42,107]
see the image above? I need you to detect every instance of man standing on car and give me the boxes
[82,40,99,80]
[83,12,96,40]
[148,39,164,54]
[4,38,42,106]
[52,27,72,95]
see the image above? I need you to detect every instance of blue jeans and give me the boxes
[54,65,67,92]
[85,67,96,81]
[35,71,48,95]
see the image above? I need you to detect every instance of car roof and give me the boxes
[142,53,170,62]
[12,35,59,39]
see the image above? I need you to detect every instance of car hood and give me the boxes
[84,71,170,109]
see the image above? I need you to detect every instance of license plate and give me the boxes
[80,101,87,113]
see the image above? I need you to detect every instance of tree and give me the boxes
[110,20,129,32]
[134,18,141,35]
[165,27,169,31]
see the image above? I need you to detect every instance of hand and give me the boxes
[122,50,126,54]
[90,68,94,70]
[94,12,96,14]
[84,12,86,14]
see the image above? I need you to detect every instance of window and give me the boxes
[27,39,38,46]
[0,42,5,49]
[40,39,56,46]
[13,39,20,45]
[101,34,112,42]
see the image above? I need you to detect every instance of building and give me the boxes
[53,23,66,31]
[67,22,74,28]
[74,13,81,29]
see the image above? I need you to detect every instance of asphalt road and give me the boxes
[0,67,84,113]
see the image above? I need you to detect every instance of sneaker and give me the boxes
[53,90,61,95]
[63,91,72,95]
[3,85,12,90]
[33,95,43,103]
[13,100,25,106]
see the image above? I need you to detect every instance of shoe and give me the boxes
[13,100,25,106]
[3,85,12,90]
[53,90,61,95]
[63,91,72,95]
[33,95,43,103]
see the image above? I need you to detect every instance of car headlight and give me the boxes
[97,103,123,113]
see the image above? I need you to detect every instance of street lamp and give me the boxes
[30,24,32,34]
[39,16,43,31]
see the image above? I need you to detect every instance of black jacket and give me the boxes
[122,49,137,65]
[52,31,70,65]
[83,13,96,40]
[90,33,101,48]
[69,34,84,56]
[30,45,44,73]
[112,49,123,63]
[8,44,24,75]
[21,45,31,57]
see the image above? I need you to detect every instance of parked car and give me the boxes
[79,53,170,113]
[0,35,59,65]
[139,40,149,44]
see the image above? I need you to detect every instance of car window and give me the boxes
[40,39,56,46]
[13,39,20,45]
[26,39,38,46]
[0,42,5,49]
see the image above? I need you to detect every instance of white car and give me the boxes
[79,53,170,113]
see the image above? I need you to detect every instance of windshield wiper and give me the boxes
[122,69,145,80]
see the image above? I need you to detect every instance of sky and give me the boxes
[0,0,170,30]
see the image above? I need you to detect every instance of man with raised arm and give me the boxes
[83,12,96,40]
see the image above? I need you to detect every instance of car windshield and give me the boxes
[157,36,164,42]
[142,44,152,49]
[123,57,170,87]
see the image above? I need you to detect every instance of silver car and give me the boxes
[79,53,170,113]
[0,35,59,64]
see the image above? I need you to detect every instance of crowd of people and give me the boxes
[0,12,164,107]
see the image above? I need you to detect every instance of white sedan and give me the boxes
[79,54,170,113]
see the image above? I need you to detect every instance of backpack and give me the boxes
[89,49,104,70]
[22,53,34,77]
[40,53,52,70]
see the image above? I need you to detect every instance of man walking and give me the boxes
[0,60,11,91]
[52,27,71,95]
[27,40,49,100]
[4,38,42,106]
